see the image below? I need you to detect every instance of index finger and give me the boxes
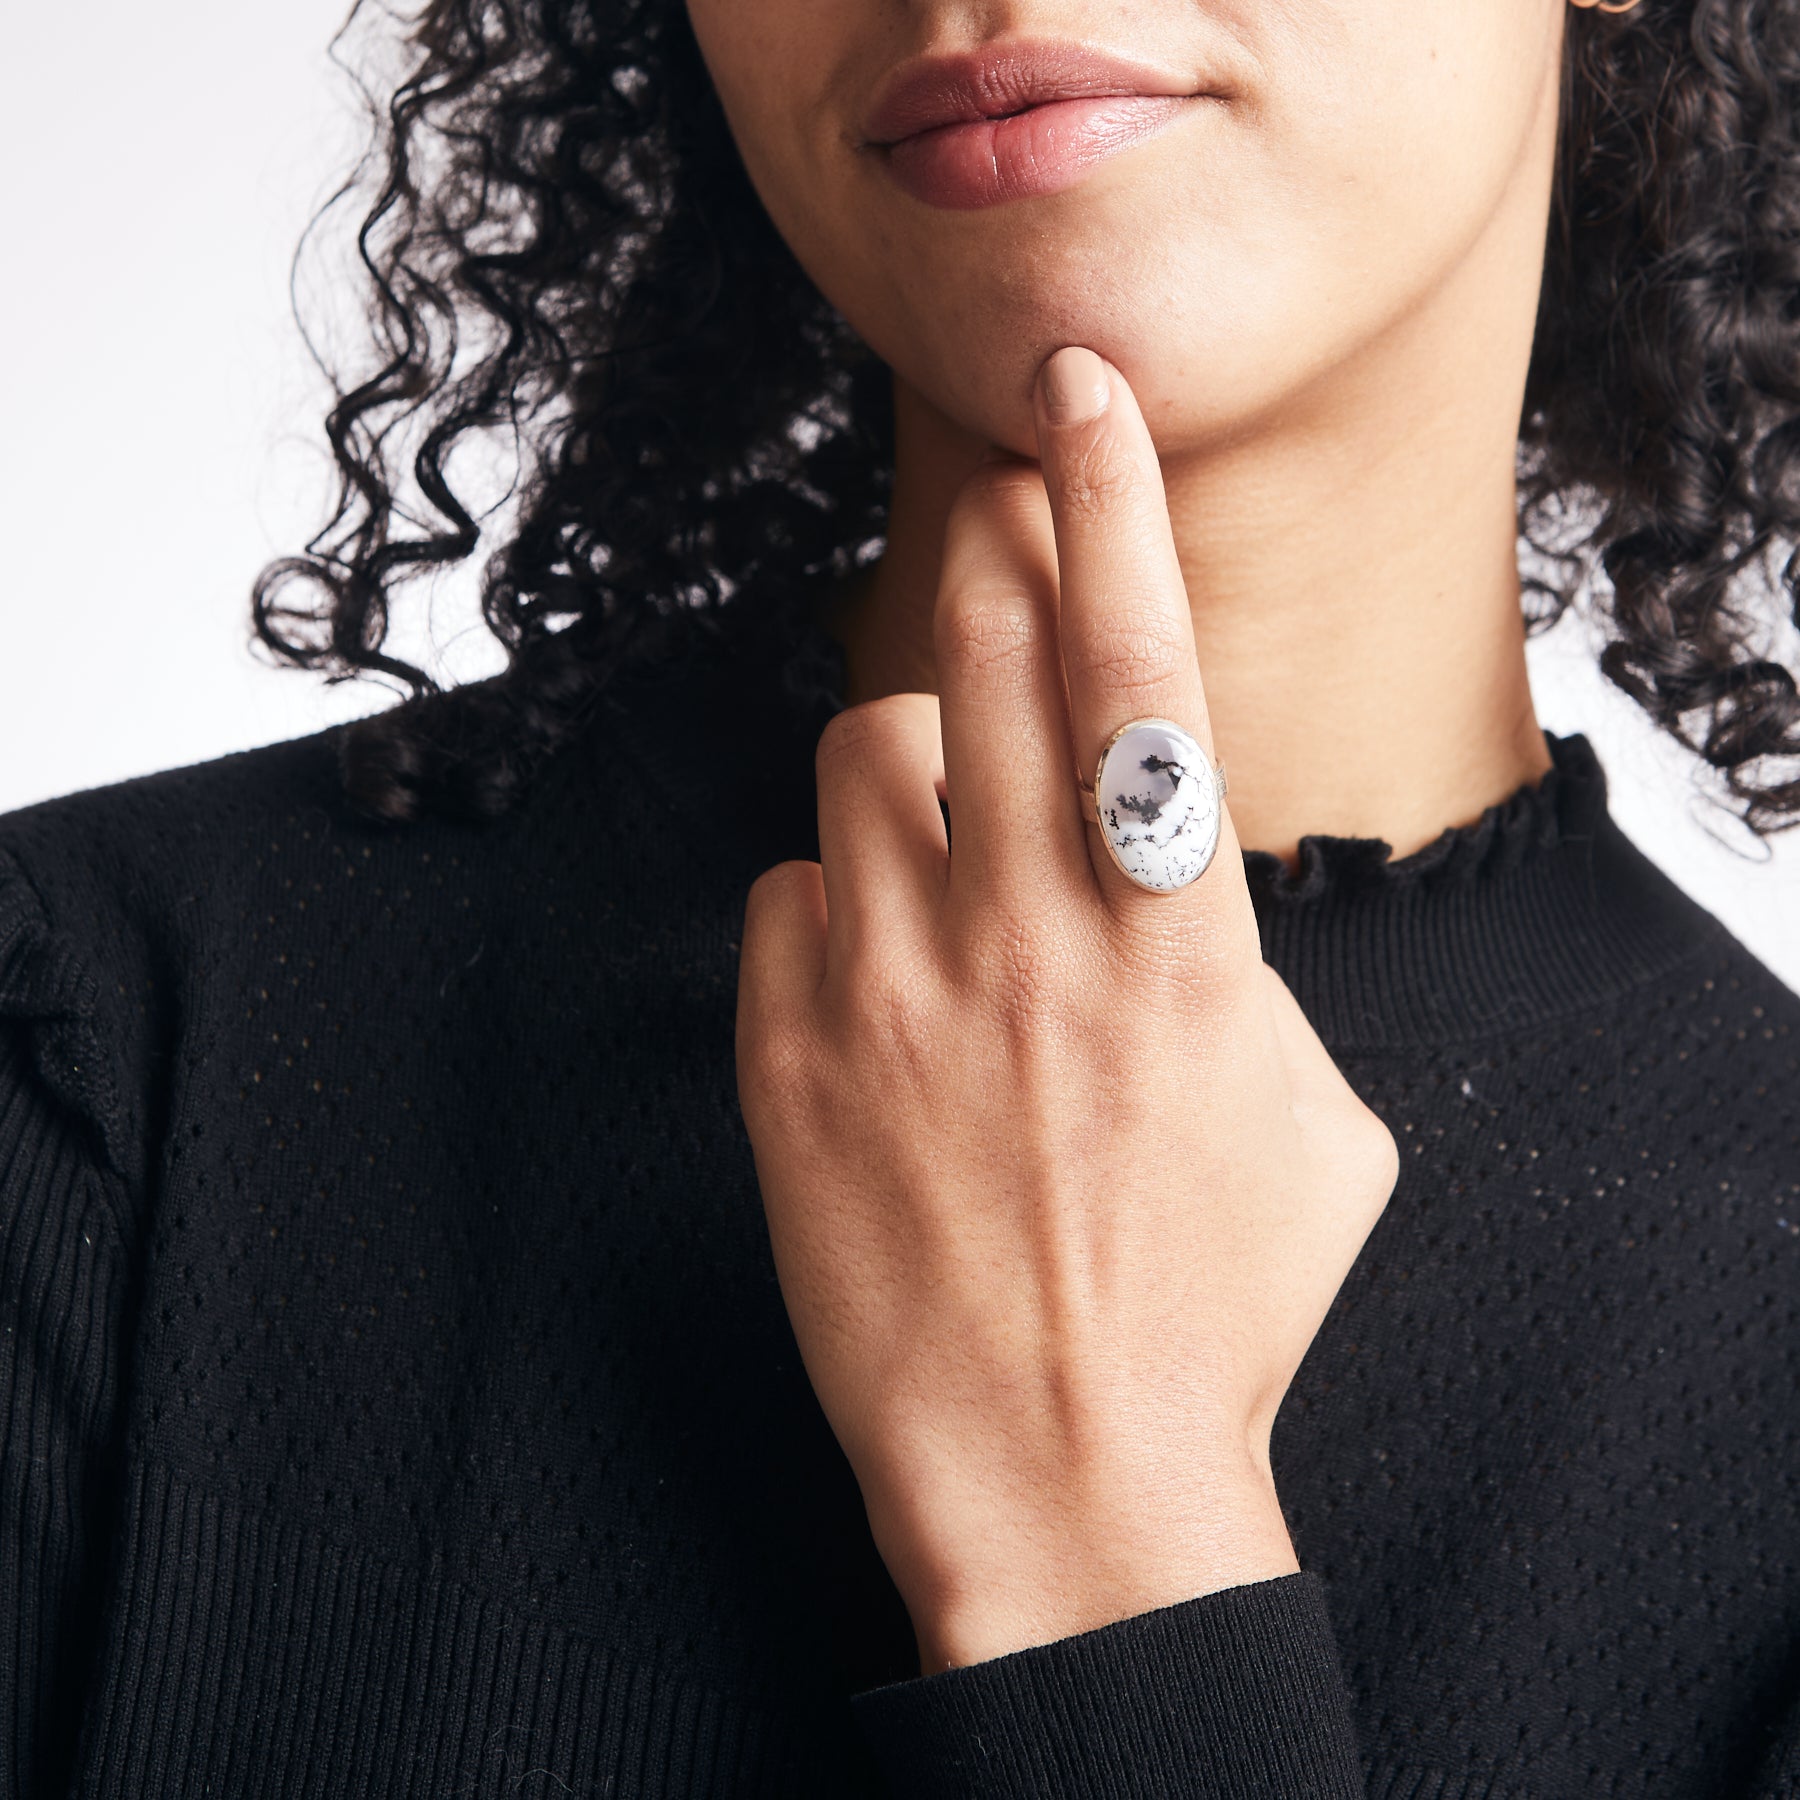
[1033,349,1244,921]
[1033,347,1213,769]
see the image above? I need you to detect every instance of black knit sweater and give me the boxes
[1,644,1796,1799]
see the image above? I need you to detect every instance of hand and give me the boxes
[736,347,1398,1676]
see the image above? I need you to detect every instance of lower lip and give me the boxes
[882,94,1190,211]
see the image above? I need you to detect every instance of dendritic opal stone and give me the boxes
[1093,718,1221,892]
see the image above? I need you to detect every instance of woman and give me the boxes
[2,0,1796,1793]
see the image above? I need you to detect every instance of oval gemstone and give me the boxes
[1093,719,1221,892]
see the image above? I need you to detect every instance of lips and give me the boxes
[863,42,1208,211]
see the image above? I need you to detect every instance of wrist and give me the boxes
[893,1462,1301,1675]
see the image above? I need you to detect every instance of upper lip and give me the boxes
[862,41,1206,147]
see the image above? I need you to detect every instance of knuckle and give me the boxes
[995,916,1059,1017]
[1362,1113,1402,1200]
[842,943,918,1019]
[1063,606,1187,698]
[814,698,932,793]
[838,947,939,1069]
[815,700,891,772]
[1338,1102,1400,1204]
[953,460,1045,526]
[956,910,1073,1036]
[1055,432,1137,521]
[1139,918,1241,989]
[1103,906,1264,1017]
[744,859,817,925]
[735,1004,816,1115]
[937,589,1041,681]
[1130,945,1247,1029]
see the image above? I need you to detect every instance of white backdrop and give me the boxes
[1,3,1794,989]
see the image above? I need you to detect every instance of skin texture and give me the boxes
[691,0,1574,1669]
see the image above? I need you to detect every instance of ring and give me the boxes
[1078,717,1227,894]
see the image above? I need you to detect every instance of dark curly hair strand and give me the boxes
[257,0,1800,831]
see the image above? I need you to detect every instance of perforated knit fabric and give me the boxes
[0,644,1796,1799]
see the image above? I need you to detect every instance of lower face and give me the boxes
[685,0,1568,459]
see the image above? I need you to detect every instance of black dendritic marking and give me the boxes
[1110,755,1187,828]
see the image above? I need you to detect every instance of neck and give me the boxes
[828,148,1557,865]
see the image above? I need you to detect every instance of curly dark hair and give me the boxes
[257,0,1800,829]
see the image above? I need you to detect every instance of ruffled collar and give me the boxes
[758,618,1716,1049]
[1242,732,1607,909]
[1239,732,1718,1049]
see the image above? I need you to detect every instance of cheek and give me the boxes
[685,1,793,175]
[685,0,869,291]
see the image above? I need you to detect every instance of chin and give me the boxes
[849,195,1315,457]
[900,293,1300,462]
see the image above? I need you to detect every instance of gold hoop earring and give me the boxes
[1569,0,1644,13]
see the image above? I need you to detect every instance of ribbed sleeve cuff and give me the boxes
[851,1571,1366,1799]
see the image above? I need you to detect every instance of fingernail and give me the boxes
[1038,347,1110,427]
